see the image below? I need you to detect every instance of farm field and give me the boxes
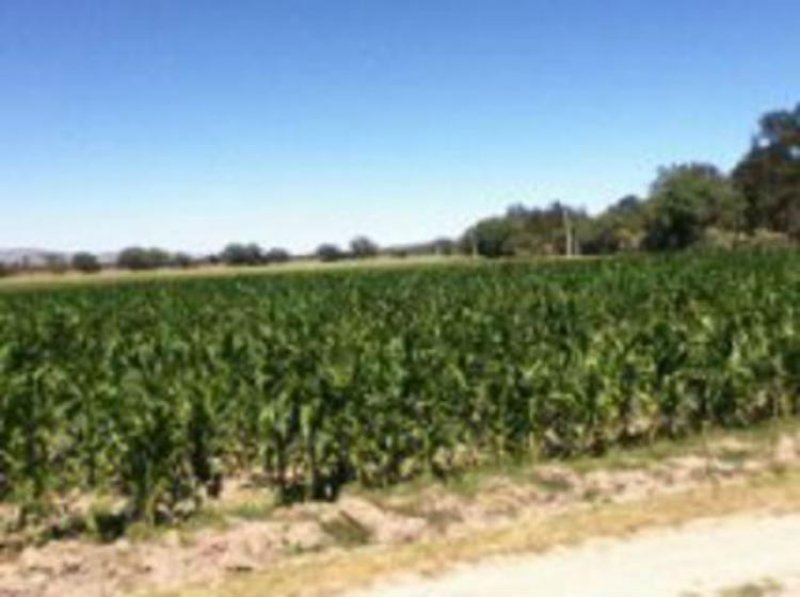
[0,254,473,293]
[0,251,798,531]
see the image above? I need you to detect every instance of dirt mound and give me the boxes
[1,429,799,597]
[333,497,427,544]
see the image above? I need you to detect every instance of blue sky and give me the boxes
[1,0,798,254]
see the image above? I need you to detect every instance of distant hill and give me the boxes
[95,252,119,265]
[0,248,61,267]
[0,249,118,267]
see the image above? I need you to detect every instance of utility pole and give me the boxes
[563,209,573,258]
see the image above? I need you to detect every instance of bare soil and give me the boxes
[0,426,798,597]
[354,513,800,597]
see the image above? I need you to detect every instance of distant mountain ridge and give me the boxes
[0,248,118,266]
[0,248,60,267]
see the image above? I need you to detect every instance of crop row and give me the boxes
[0,252,798,525]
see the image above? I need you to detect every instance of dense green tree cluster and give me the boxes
[219,243,264,266]
[733,103,800,239]
[642,164,744,251]
[350,236,380,259]
[117,247,173,270]
[71,252,102,274]
[218,243,292,266]
[464,202,592,258]
[580,195,646,254]
[465,103,799,257]
[263,247,291,264]
[316,243,346,262]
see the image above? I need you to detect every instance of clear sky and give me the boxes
[1,1,798,254]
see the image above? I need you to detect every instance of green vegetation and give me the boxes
[2,104,795,279]
[467,102,799,257]
[2,103,795,279]
[220,243,269,266]
[316,243,346,262]
[71,252,102,274]
[0,251,798,528]
[349,236,380,259]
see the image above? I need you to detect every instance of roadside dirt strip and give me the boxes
[353,512,800,597]
[1,427,798,596]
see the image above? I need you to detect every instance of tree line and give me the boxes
[0,236,383,277]
[463,102,799,257]
[1,102,796,278]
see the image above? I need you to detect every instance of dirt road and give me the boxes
[355,513,800,597]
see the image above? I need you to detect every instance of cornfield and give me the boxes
[0,252,798,524]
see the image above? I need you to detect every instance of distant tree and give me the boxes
[71,252,102,274]
[643,163,745,251]
[581,195,646,254]
[263,247,291,264]
[505,203,530,218]
[0,262,9,278]
[148,248,171,268]
[44,253,69,274]
[607,194,645,217]
[220,243,263,266]
[733,103,800,239]
[349,236,379,259]
[463,217,514,258]
[117,248,143,270]
[502,201,589,256]
[431,238,456,256]
[580,218,623,255]
[316,243,345,262]
[172,253,196,269]
[117,247,171,270]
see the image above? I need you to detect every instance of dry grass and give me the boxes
[0,254,610,293]
[0,255,477,292]
[167,471,800,597]
[717,578,783,597]
[1,419,794,597]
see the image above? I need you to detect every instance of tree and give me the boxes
[220,243,263,266]
[733,103,800,239]
[44,253,69,274]
[72,252,102,274]
[316,243,345,262]
[431,238,456,256]
[643,163,744,251]
[463,217,514,258]
[172,253,196,269]
[509,201,589,255]
[462,201,590,257]
[263,247,291,264]
[117,247,149,270]
[349,236,379,259]
[607,194,645,218]
[581,195,646,254]
[117,247,171,270]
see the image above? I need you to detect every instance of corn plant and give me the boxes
[0,251,798,525]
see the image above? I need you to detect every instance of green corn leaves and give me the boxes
[0,251,798,525]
